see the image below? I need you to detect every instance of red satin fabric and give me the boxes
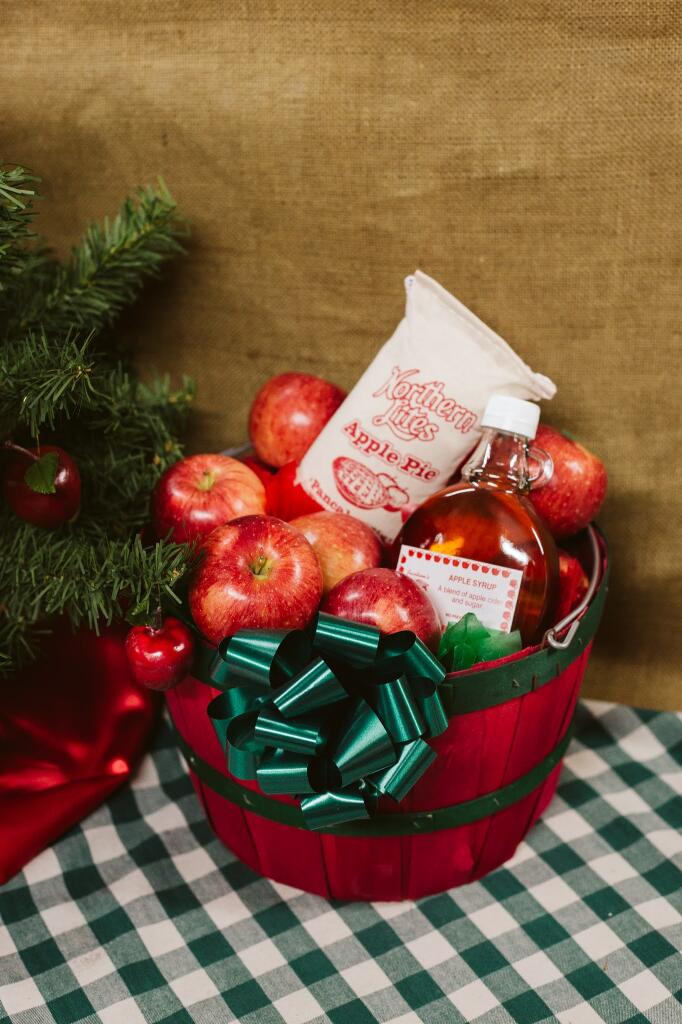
[0,624,158,884]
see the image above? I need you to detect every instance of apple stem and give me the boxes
[196,470,215,492]
[252,554,270,577]
[150,605,163,632]
[3,440,39,462]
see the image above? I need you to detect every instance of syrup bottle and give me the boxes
[395,395,559,646]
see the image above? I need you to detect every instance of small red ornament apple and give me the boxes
[3,443,81,528]
[290,511,383,594]
[266,461,324,520]
[248,372,346,468]
[189,515,324,644]
[530,426,607,538]
[556,550,589,620]
[322,567,441,651]
[152,453,266,543]
[125,617,194,691]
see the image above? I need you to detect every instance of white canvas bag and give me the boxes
[298,271,556,541]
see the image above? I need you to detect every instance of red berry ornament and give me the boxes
[3,444,81,528]
[125,617,194,692]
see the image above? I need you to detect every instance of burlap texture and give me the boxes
[2,1,680,708]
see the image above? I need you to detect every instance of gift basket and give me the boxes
[167,528,606,900]
[139,271,609,901]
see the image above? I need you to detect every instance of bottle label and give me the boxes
[398,545,523,632]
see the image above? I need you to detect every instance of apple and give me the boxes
[125,617,194,691]
[530,426,607,538]
[249,372,346,468]
[266,460,324,520]
[3,444,81,528]
[189,515,323,644]
[556,550,589,620]
[152,453,266,543]
[322,567,441,651]
[290,511,383,594]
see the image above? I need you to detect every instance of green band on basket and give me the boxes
[173,716,574,838]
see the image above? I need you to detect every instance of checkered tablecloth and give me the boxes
[1,700,680,1024]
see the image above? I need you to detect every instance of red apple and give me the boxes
[322,567,441,651]
[556,551,589,620]
[152,453,266,543]
[249,372,346,468]
[266,460,324,520]
[290,511,383,594]
[189,515,323,644]
[125,617,194,691]
[3,444,81,528]
[530,426,607,538]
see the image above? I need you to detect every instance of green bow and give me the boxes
[206,612,447,830]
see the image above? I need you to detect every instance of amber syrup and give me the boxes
[396,400,559,646]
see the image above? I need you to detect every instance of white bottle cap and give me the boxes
[481,394,540,439]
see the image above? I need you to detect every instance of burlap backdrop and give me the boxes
[3,2,680,708]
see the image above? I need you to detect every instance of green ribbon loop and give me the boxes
[312,612,382,665]
[367,738,436,802]
[273,656,346,718]
[373,675,425,744]
[412,678,450,736]
[300,785,370,830]
[206,612,448,830]
[257,750,314,794]
[254,706,327,757]
[217,628,312,688]
[330,700,396,786]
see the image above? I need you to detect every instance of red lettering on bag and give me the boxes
[371,365,477,443]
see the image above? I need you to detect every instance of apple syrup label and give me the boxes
[398,545,524,633]
[297,270,556,542]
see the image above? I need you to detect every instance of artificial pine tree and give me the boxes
[0,162,195,673]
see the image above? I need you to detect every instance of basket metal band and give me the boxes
[173,715,574,837]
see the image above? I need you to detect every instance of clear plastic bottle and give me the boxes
[395,395,559,646]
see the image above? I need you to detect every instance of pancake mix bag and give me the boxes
[297,270,557,541]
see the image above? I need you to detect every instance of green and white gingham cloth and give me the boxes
[1,700,680,1024]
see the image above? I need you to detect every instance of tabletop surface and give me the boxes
[1,700,680,1024]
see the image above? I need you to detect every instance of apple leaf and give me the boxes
[24,452,59,494]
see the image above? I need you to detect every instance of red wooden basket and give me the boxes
[167,526,608,901]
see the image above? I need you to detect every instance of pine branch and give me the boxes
[0,328,193,442]
[0,164,39,263]
[0,518,196,671]
[0,329,97,437]
[0,163,195,673]
[0,166,46,324]
[22,181,187,335]
[69,373,195,532]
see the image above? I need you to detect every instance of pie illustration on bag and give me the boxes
[333,456,409,512]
